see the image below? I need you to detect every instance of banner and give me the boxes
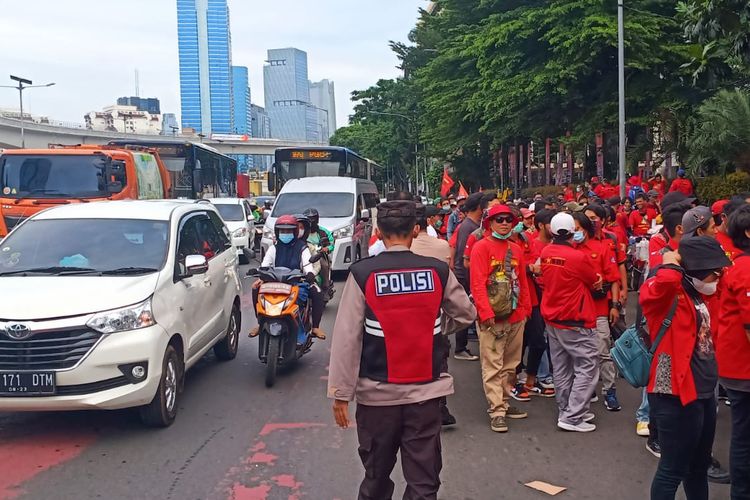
[440,168,455,197]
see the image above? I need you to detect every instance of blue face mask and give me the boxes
[492,230,513,240]
[278,233,294,244]
[573,230,586,243]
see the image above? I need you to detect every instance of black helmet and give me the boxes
[295,213,312,241]
[303,208,320,228]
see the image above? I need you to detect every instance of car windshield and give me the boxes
[271,193,354,218]
[0,219,168,275]
[214,203,244,221]
[0,154,124,198]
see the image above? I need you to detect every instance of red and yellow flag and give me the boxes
[440,168,455,197]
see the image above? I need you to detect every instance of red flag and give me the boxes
[458,182,469,198]
[441,169,455,197]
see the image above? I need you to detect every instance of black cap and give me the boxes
[679,236,731,274]
[425,205,441,217]
[607,196,622,206]
[415,203,426,218]
[463,192,484,212]
[377,200,416,218]
[662,191,696,209]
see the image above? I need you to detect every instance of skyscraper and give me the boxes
[231,66,250,134]
[176,0,233,134]
[309,79,337,140]
[263,48,319,142]
[251,104,273,171]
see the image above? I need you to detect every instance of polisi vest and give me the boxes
[350,250,450,384]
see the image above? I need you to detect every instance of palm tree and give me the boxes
[686,89,750,175]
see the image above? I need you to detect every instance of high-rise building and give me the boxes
[251,104,273,171]
[161,113,179,135]
[263,48,319,142]
[176,0,233,134]
[309,79,337,140]
[231,66,250,135]
[117,96,161,115]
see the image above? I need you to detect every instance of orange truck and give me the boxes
[0,144,171,237]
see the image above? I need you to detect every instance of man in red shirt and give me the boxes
[669,169,695,196]
[648,173,667,200]
[598,179,619,200]
[649,202,690,268]
[470,204,532,433]
[629,193,658,237]
[540,212,602,433]
[717,204,750,496]
[712,199,744,262]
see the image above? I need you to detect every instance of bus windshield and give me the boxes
[0,155,125,198]
[271,193,354,218]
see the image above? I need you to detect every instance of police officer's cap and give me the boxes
[378,200,417,218]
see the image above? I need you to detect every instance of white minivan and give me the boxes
[0,200,241,426]
[261,177,379,270]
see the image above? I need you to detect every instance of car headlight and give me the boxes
[87,298,156,334]
[263,227,274,239]
[333,224,354,239]
[232,227,248,238]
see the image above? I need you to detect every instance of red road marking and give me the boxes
[0,430,95,499]
[230,482,271,500]
[258,422,325,436]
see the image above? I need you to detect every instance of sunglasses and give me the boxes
[493,215,515,224]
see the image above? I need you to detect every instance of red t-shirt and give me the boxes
[540,242,599,329]
[717,255,750,380]
[629,208,658,237]
[563,188,574,202]
[578,238,620,317]
[669,178,694,196]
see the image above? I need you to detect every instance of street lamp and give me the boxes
[367,110,421,195]
[0,75,55,148]
[618,1,626,197]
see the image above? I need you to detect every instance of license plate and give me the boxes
[0,372,56,395]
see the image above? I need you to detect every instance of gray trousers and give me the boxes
[547,325,600,426]
[595,316,617,392]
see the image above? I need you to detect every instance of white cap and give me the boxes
[550,212,575,236]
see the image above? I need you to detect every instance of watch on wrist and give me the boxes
[612,301,622,309]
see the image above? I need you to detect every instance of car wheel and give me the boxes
[214,304,240,361]
[139,345,182,427]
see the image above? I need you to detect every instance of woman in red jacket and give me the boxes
[717,204,750,498]
[640,237,730,500]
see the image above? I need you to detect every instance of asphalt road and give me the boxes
[0,268,732,500]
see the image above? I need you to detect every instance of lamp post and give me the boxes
[618,1,626,197]
[0,75,55,148]
[368,110,420,194]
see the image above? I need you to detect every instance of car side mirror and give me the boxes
[360,208,370,221]
[247,214,255,222]
[184,254,208,277]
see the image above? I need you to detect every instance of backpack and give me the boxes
[628,184,645,202]
[486,247,520,320]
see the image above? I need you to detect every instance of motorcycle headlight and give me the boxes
[87,298,156,334]
[232,227,248,238]
[333,224,354,239]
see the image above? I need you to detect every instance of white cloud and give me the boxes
[0,0,425,129]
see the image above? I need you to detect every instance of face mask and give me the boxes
[573,230,586,243]
[492,230,513,240]
[690,277,718,296]
[278,233,294,244]
[434,219,443,228]
[513,222,526,234]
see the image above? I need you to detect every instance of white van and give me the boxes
[261,177,379,271]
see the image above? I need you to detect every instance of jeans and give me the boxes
[637,388,650,422]
[649,394,716,500]
[537,346,552,381]
[726,389,750,500]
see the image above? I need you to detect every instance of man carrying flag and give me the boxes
[441,168,455,197]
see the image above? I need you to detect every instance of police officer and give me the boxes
[328,200,476,500]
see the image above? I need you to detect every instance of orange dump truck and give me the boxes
[0,144,171,236]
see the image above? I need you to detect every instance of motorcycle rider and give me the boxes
[303,208,335,297]
[249,215,326,339]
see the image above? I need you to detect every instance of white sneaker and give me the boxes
[583,412,596,423]
[454,350,479,361]
[557,420,597,433]
[590,393,599,403]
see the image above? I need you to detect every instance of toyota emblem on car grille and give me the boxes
[5,323,33,340]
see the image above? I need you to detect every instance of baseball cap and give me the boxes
[591,176,600,184]
[661,191,696,210]
[679,236,731,277]
[463,192,485,212]
[711,199,729,216]
[563,201,584,213]
[551,212,576,236]
[607,196,622,206]
[647,189,659,198]
[681,206,712,235]
[520,208,534,219]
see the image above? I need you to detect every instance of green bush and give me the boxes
[695,172,750,204]
[521,185,563,199]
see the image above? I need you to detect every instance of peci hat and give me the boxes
[681,206,712,236]
[550,212,576,236]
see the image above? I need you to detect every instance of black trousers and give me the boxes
[454,275,470,353]
[356,399,442,500]
[518,305,547,376]
[727,388,750,500]
[649,394,716,500]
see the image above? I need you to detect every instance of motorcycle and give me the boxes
[627,235,650,291]
[309,244,335,303]
[247,255,322,387]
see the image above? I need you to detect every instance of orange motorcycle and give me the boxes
[248,266,317,387]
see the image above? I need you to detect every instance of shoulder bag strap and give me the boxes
[649,298,678,355]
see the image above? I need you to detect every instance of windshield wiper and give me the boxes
[0,266,99,276]
[100,267,159,275]
[13,189,73,204]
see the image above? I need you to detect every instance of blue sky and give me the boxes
[0,0,427,129]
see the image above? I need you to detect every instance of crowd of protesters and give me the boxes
[330,169,750,500]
